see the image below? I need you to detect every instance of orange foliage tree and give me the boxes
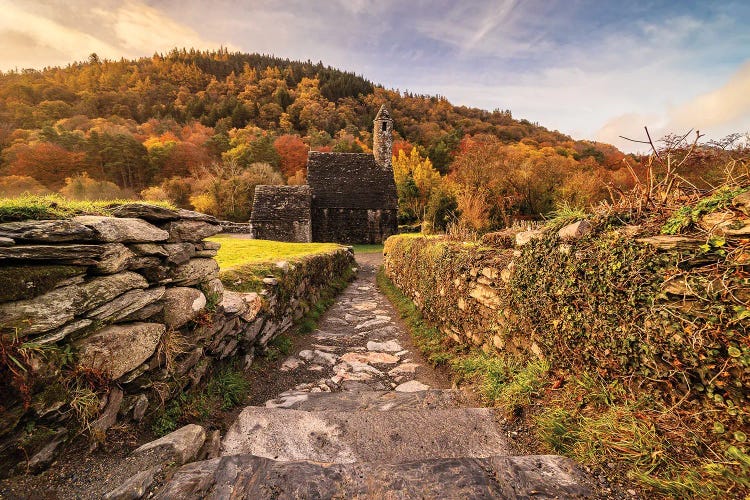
[273,134,309,180]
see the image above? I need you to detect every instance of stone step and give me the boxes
[156,454,593,499]
[267,389,468,411]
[222,406,508,462]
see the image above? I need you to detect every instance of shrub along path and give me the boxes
[157,253,595,498]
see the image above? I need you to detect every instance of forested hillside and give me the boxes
[0,48,689,224]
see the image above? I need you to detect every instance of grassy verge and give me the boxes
[376,266,550,413]
[0,194,174,221]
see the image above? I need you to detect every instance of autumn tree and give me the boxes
[4,142,85,190]
[273,134,308,180]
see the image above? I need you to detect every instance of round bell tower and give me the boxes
[373,104,393,168]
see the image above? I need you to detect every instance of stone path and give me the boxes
[157,253,594,498]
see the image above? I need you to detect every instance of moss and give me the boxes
[0,194,174,222]
[0,265,86,303]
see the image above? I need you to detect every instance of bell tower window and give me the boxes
[382,122,387,131]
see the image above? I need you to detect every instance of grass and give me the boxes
[534,372,750,498]
[453,354,549,414]
[376,266,451,365]
[352,244,384,254]
[0,194,174,222]
[151,362,250,436]
[207,235,342,270]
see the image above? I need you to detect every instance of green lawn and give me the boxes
[352,244,384,254]
[207,235,343,270]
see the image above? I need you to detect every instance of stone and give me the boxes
[194,249,217,257]
[395,380,430,392]
[221,406,506,462]
[352,300,378,311]
[199,241,221,251]
[355,316,392,330]
[162,287,206,329]
[203,278,224,300]
[558,220,592,240]
[111,203,180,222]
[366,340,403,352]
[0,271,148,335]
[163,220,221,242]
[0,243,106,265]
[275,260,290,272]
[340,351,399,365]
[72,216,169,242]
[469,284,502,309]
[733,190,750,215]
[104,466,159,500]
[134,424,206,465]
[199,430,222,460]
[251,186,313,243]
[76,322,165,379]
[133,424,206,465]
[0,219,96,243]
[132,394,149,421]
[388,363,420,376]
[0,236,14,246]
[280,357,305,371]
[515,229,544,246]
[171,258,219,286]
[87,287,166,323]
[221,291,248,315]
[24,428,68,473]
[311,350,338,365]
[129,243,169,257]
[262,277,278,286]
[157,454,591,499]
[94,243,136,274]
[637,235,702,251]
[176,209,218,223]
[481,267,499,280]
[699,211,750,237]
[119,301,164,323]
[35,319,93,344]
[239,292,263,321]
[90,388,124,439]
[163,242,195,265]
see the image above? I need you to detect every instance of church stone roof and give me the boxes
[307,152,398,210]
[250,185,311,222]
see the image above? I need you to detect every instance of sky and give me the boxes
[1,0,749,152]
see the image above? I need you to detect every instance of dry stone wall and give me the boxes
[384,211,749,452]
[0,204,355,473]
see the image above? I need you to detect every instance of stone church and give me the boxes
[250,105,398,244]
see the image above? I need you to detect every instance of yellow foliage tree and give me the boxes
[392,148,442,223]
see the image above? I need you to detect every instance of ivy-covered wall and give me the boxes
[384,217,749,460]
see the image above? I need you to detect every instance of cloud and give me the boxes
[0,0,221,71]
[596,60,750,152]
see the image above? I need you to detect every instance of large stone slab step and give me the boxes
[222,407,508,462]
[267,389,468,411]
[156,454,593,499]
